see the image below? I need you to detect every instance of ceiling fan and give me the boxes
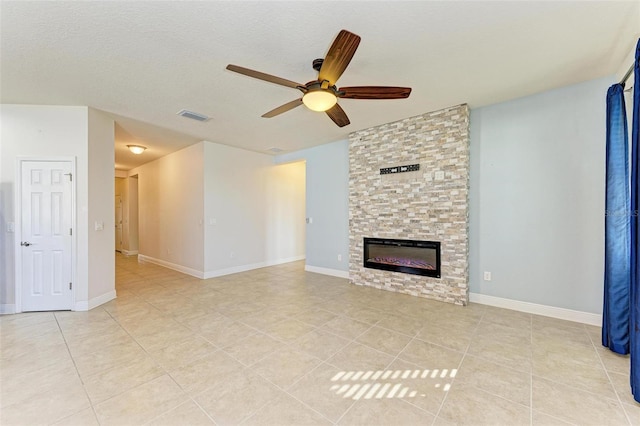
[226,30,412,128]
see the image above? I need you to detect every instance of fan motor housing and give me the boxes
[304,80,339,95]
[312,58,324,72]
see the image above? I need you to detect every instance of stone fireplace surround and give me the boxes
[348,104,470,305]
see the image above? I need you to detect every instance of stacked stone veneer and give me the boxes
[348,104,470,305]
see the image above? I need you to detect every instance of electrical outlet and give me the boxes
[483,271,492,281]
[230,251,234,259]
[338,254,342,262]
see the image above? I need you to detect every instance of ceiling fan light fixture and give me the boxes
[226,30,410,127]
[127,145,147,155]
[302,90,337,112]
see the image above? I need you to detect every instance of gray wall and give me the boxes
[276,76,612,314]
[275,139,350,273]
[469,76,614,314]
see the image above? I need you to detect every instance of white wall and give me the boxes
[130,143,205,275]
[469,76,614,314]
[0,104,115,311]
[87,108,115,304]
[130,141,305,278]
[115,177,125,250]
[127,176,139,253]
[275,139,350,275]
[0,105,87,310]
[203,142,305,277]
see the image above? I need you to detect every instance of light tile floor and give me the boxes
[1,253,639,425]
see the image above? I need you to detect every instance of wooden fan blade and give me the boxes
[325,103,350,127]
[262,98,304,118]
[318,30,361,86]
[339,86,412,99]
[226,64,302,89]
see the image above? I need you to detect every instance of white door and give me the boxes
[115,195,123,252]
[20,161,73,311]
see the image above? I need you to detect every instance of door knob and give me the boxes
[20,241,32,247]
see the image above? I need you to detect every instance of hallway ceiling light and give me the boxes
[127,145,147,155]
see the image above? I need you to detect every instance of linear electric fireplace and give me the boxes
[363,238,441,278]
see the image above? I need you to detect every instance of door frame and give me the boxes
[14,157,77,313]
[115,194,123,252]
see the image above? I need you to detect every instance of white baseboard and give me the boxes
[0,304,16,315]
[121,250,139,256]
[280,254,306,263]
[138,255,205,279]
[74,290,117,311]
[305,265,349,279]
[89,290,117,310]
[469,292,602,326]
[138,254,306,280]
[2,293,115,313]
[204,255,306,279]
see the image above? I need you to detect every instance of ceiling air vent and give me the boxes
[268,147,284,153]
[177,109,211,122]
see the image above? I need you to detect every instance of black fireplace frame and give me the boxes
[363,237,441,278]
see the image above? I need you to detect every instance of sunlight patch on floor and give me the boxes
[329,368,457,400]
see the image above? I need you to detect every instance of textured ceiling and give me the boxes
[2,1,638,170]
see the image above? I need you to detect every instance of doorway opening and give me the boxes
[114,175,139,256]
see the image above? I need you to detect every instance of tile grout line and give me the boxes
[430,306,487,424]
[359,322,442,419]
[276,316,384,425]
[141,399,220,426]
[144,288,327,424]
[109,275,233,426]
[247,364,337,426]
[590,325,633,426]
[528,320,631,423]
[53,310,102,425]
[129,258,510,422]
[330,318,387,425]
[263,357,339,425]
[178,307,339,424]
[15,256,634,424]
[527,322,634,401]
[325,314,457,424]
[100,303,202,423]
[321,314,388,424]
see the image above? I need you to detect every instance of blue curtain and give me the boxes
[630,39,640,402]
[603,83,631,355]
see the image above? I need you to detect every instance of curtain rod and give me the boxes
[620,63,634,85]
